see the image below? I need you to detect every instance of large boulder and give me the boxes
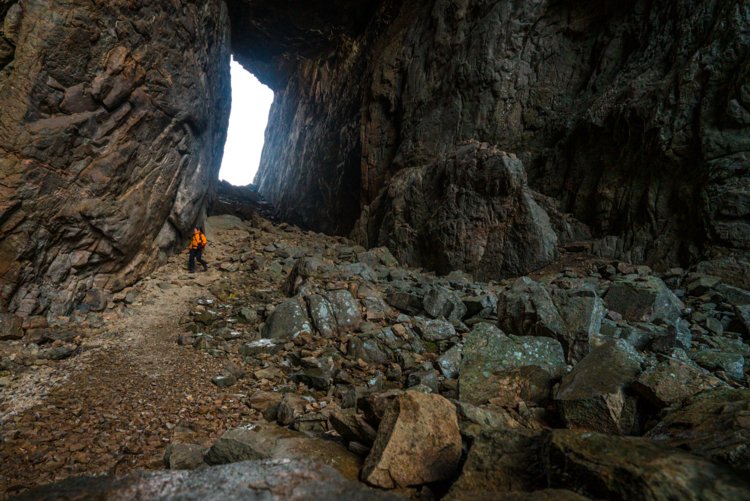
[352,143,558,280]
[555,340,644,434]
[460,323,566,406]
[204,422,361,480]
[14,459,397,501]
[545,430,750,500]
[361,391,461,488]
[604,276,684,324]
[647,388,750,473]
[261,299,312,340]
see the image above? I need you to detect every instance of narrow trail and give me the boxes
[0,219,264,498]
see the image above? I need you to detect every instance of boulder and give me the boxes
[604,276,684,324]
[632,354,725,410]
[545,429,750,500]
[15,459,396,501]
[691,349,745,381]
[497,277,566,339]
[329,409,378,447]
[437,344,462,379]
[460,323,566,406]
[555,339,643,434]
[361,391,461,488]
[446,429,547,497]
[204,422,361,480]
[326,290,362,331]
[423,286,467,322]
[0,313,24,340]
[261,299,312,340]
[647,388,750,473]
[164,443,205,470]
[550,286,606,363]
[412,316,456,341]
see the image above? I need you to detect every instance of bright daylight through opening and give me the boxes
[219,57,274,186]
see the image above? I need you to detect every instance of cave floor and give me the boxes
[0,217,287,498]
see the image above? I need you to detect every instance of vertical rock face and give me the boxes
[251,0,750,269]
[0,0,230,315]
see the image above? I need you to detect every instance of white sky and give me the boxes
[219,58,275,186]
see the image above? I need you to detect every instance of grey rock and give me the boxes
[37,343,77,361]
[462,293,498,318]
[15,459,394,501]
[550,286,607,363]
[716,283,750,306]
[261,299,312,340]
[437,344,462,379]
[555,339,643,434]
[326,290,361,332]
[164,443,205,470]
[497,277,566,339]
[604,275,684,324]
[240,339,284,357]
[423,286,467,322]
[412,316,456,341]
[211,373,237,388]
[460,323,565,406]
[546,430,750,500]
[0,313,24,340]
[691,349,745,381]
[406,370,440,394]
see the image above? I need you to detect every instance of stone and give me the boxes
[358,247,399,268]
[283,257,321,296]
[462,294,497,318]
[686,275,722,296]
[15,459,396,501]
[446,429,547,497]
[550,287,606,363]
[305,294,338,337]
[240,339,284,357]
[555,339,643,434]
[412,316,456,341]
[37,343,77,361]
[437,344,462,379]
[736,304,750,336]
[604,276,684,324]
[716,283,750,306]
[0,313,24,340]
[691,349,745,381]
[647,388,750,473]
[545,430,750,500]
[329,409,378,447]
[632,355,725,410]
[261,299,312,340]
[164,443,205,470]
[358,390,404,428]
[406,370,440,394]
[361,391,461,488]
[423,286,467,322]
[211,373,237,388]
[325,290,362,332]
[276,393,309,426]
[497,277,566,340]
[204,422,361,479]
[460,323,566,406]
[385,289,422,315]
[291,367,332,391]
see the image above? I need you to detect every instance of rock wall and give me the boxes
[0,0,230,315]
[252,0,750,272]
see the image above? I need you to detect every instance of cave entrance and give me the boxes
[218,56,274,186]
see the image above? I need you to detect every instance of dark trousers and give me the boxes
[188,248,207,272]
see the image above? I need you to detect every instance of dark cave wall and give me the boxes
[0,0,231,315]
[249,0,750,270]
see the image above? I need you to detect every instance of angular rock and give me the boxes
[437,344,462,379]
[632,355,725,410]
[545,430,750,500]
[326,290,362,332]
[647,388,750,473]
[164,443,205,470]
[412,316,456,341]
[15,459,395,501]
[0,313,24,340]
[497,277,566,339]
[262,299,312,340]
[361,391,461,488]
[446,429,547,497]
[329,409,378,447]
[460,323,565,406]
[604,276,684,324]
[550,287,606,363]
[555,339,643,434]
[691,349,745,381]
[305,294,337,337]
[423,286,467,322]
[204,422,361,480]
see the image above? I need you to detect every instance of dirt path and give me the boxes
[0,221,262,498]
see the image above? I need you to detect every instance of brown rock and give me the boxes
[361,390,461,488]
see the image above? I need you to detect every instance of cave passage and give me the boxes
[218,57,274,186]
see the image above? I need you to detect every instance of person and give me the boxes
[187,226,208,273]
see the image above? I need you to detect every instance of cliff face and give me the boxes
[252,0,750,271]
[0,0,230,316]
[1,0,748,315]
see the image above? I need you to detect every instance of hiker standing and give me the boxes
[187,226,208,273]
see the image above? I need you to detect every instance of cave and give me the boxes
[2,1,750,498]
[0,0,749,314]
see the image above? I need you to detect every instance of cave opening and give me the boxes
[218,56,274,186]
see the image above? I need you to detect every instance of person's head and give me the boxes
[193,226,199,234]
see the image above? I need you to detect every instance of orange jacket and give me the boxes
[189,231,207,250]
